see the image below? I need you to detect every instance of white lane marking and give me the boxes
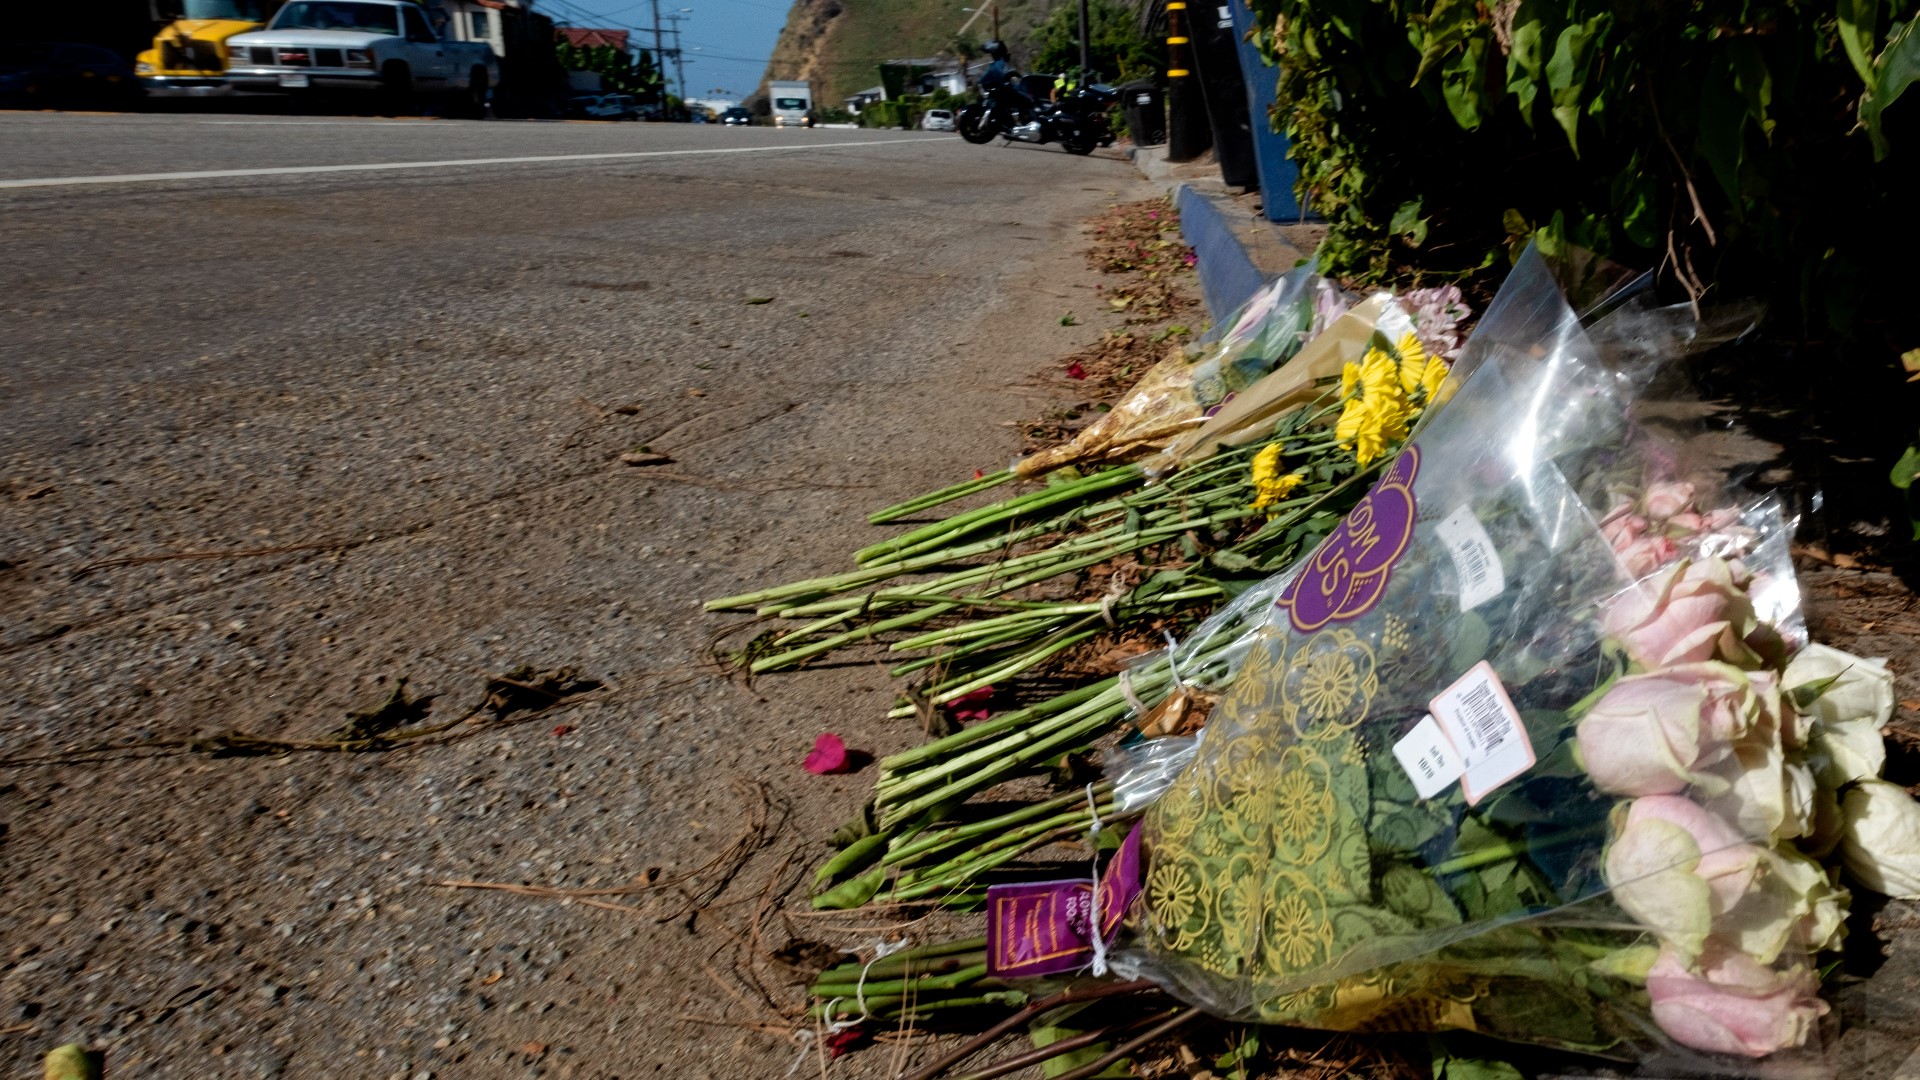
[0,136,949,190]
[198,120,456,125]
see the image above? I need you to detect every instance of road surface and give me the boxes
[0,112,1151,1078]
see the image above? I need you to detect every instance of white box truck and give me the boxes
[768,79,813,127]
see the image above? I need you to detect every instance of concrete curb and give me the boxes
[1176,183,1266,322]
[1128,144,1309,321]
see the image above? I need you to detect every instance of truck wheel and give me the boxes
[461,68,489,118]
[378,60,413,116]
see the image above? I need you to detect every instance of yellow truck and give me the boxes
[136,0,284,97]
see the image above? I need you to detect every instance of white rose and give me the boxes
[1839,779,1920,899]
[1785,642,1894,729]
[1811,715,1889,790]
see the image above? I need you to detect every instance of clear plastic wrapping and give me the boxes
[1108,250,1844,1068]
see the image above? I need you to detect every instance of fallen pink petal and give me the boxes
[947,686,996,723]
[804,732,851,774]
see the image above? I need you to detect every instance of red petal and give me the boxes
[1066,362,1088,380]
[826,1028,867,1057]
[804,732,850,774]
[551,724,574,737]
[973,469,985,480]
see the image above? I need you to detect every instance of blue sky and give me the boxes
[536,0,794,101]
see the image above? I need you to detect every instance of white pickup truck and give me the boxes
[225,0,498,113]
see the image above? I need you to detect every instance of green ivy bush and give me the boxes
[1250,0,1917,336]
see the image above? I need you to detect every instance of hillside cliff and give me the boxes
[755,0,1053,109]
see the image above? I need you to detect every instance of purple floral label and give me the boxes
[1277,447,1421,632]
[985,826,1141,977]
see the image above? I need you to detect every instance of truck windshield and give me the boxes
[271,1,399,34]
[774,97,806,110]
[183,0,273,18]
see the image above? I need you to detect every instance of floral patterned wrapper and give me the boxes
[1110,252,1830,1064]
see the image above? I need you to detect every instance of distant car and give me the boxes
[0,42,141,109]
[720,106,752,126]
[921,107,955,132]
[566,93,636,120]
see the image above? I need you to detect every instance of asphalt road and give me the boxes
[0,112,1151,1078]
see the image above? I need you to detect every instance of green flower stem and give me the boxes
[873,677,1137,807]
[887,626,1065,679]
[903,628,1104,710]
[718,517,1068,613]
[810,961,990,1001]
[1429,821,1612,877]
[889,800,1121,888]
[750,602,959,672]
[881,679,1118,772]
[816,936,989,980]
[869,469,1016,524]
[884,784,1117,869]
[815,950,988,986]
[890,606,1093,652]
[856,466,1143,565]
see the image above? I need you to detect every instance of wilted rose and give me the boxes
[1606,795,1765,958]
[1644,480,1697,520]
[1646,944,1827,1058]
[1618,534,1681,578]
[1577,663,1768,797]
[1839,778,1920,899]
[1602,558,1755,669]
[1786,642,1894,729]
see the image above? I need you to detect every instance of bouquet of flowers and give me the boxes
[1103,259,1920,1064]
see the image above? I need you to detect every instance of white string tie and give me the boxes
[1162,630,1187,691]
[1084,783,1110,978]
[1117,668,1148,718]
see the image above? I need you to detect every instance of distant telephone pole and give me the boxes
[649,0,665,99]
[1077,0,1089,74]
[663,13,689,105]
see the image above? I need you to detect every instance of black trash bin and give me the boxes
[1119,80,1165,146]
[1187,0,1258,189]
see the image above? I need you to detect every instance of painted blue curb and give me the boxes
[1177,183,1267,320]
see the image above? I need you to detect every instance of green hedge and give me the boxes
[1252,0,1918,339]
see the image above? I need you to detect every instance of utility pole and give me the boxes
[1077,0,1089,76]
[663,13,689,110]
[649,0,665,104]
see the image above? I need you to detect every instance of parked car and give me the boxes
[224,0,498,115]
[921,107,955,132]
[0,42,142,109]
[720,106,752,126]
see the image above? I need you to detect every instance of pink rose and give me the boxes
[1646,944,1827,1057]
[1644,480,1698,520]
[1577,663,1764,796]
[1602,558,1754,669]
[1618,533,1680,578]
[1608,795,1765,916]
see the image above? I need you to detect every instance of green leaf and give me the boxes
[1441,36,1491,130]
[1029,1003,1130,1078]
[1430,1037,1525,1080]
[1837,0,1882,85]
[1787,672,1845,710]
[1864,16,1920,160]
[1729,39,1776,138]
[1504,7,1545,125]
[1413,0,1483,84]
[1390,198,1431,246]
[1891,440,1920,490]
[1544,15,1607,154]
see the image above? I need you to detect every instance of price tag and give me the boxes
[1436,505,1504,611]
[1429,661,1535,804]
[1391,714,1465,799]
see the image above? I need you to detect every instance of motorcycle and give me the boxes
[957,79,1114,155]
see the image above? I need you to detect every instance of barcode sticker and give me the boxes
[1391,714,1465,799]
[1429,661,1535,804]
[1436,505,1504,611]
